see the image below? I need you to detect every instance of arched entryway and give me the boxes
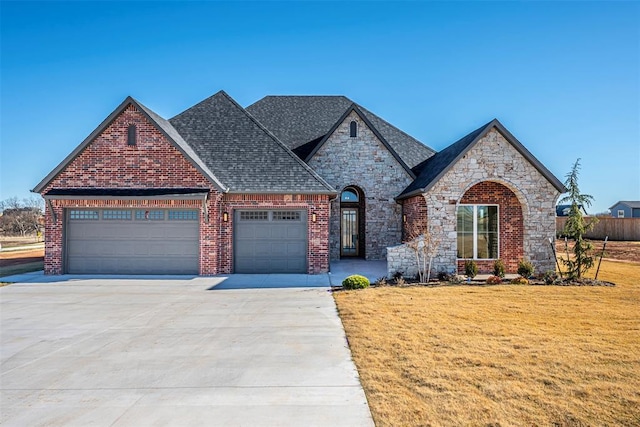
[340,186,365,258]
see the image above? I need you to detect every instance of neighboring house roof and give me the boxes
[170,91,335,194]
[609,201,640,209]
[398,119,567,200]
[246,96,436,168]
[556,204,587,216]
[32,97,227,194]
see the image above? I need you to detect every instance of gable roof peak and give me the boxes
[398,118,566,199]
[33,96,227,194]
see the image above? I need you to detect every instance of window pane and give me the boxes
[457,206,474,258]
[476,206,498,259]
[457,232,474,258]
[135,210,164,220]
[103,210,132,220]
[272,211,301,221]
[168,210,198,221]
[239,211,268,221]
[69,210,99,220]
[341,190,358,202]
[457,206,473,232]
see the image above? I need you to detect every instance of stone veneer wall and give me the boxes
[421,128,560,275]
[308,111,413,260]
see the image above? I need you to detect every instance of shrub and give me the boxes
[374,276,388,286]
[517,259,535,278]
[395,276,406,286]
[493,259,506,278]
[342,275,370,290]
[510,276,529,285]
[486,275,502,285]
[543,270,561,285]
[449,275,464,284]
[437,271,452,281]
[464,260,478,279]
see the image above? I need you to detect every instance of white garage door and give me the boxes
[234,210,307,273]
[66,209,199,274]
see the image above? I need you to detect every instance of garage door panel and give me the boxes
[234,210,307,273]
[66,209,199,275]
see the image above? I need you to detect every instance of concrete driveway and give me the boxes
[1,276,373,426]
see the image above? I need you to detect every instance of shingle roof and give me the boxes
[246,96,435,168]
[32,97,226,194]
[398,119,567,199]
[609,201,640,209]
[169,91,335,194]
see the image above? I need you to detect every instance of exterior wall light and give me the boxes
[223,212,229,222]
[312,213,317,223]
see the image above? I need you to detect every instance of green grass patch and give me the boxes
[0,261,43,278]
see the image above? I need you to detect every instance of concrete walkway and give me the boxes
[1,276,374,426]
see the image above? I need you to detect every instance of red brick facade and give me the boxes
[41,105,331,275]
[456,181,524,274]
[401,195,428,241]
[219,194,331,274]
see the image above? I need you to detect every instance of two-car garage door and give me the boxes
[66,209,199,274]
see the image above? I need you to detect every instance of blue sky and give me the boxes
[1,1,638,214]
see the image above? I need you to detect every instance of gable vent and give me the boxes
[127,124,137,146]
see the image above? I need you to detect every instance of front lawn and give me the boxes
[334,259,640,426]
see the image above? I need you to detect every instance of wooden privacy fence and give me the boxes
[556,217,640,241]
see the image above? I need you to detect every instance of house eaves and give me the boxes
[397,119,567,200]
[32,97,228,194]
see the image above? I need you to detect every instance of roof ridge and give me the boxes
[220,92,336,193]
[169,90,227,121]
[357,103,435,154]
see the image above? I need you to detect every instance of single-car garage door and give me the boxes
[234,210,307,273]
[66,208,199,274]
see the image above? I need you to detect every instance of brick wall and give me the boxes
[401,195,428,241]
[456,181,524,273]
[41,104,220,275]
[40,104,332,275]
[219,194,331,274]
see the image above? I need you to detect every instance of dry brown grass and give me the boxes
[334,260,640,426]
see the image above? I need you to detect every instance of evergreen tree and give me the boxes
[559,159,597,279]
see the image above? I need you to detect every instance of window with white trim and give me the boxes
[617,210,625,218]
[457,205,499,259]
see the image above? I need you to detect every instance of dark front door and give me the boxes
[341,208,359,257]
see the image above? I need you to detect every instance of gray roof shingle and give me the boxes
[398,119,566,199]
[170,91,335,194]
[246,96,436,168]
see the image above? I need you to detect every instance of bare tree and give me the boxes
[404,222,440,283]
[0,196,44,237]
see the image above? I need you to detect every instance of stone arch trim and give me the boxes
[457,180,524,273]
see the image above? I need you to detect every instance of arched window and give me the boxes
[349,121,357,138]
[127,125,137,146]
[341,188,359,202]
